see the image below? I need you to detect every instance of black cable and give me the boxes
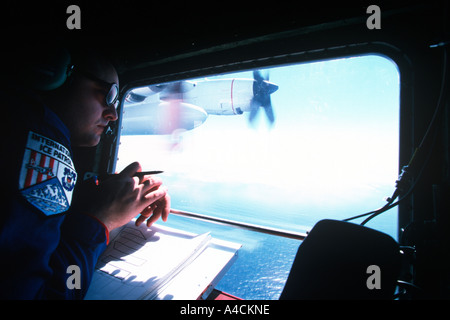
[360,117,440,226]
[344,45,448,226]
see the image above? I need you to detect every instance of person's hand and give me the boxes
[134,173,171,228]
[72,162,170,231]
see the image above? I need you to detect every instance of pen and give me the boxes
[92,171,164,182]
[84,171,164,183]
[103,171,164,179]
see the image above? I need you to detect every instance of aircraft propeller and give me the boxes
[249,70,279,125]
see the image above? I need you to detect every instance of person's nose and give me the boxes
[103,104,118,122]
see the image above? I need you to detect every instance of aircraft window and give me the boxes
[116,55,400,299]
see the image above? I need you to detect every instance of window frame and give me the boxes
[107,41,414,240]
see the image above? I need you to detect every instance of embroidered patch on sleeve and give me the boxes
[19,131,77,215]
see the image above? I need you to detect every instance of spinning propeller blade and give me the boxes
[249,70,278,125]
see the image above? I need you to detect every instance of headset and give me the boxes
[9,43,119,107]
[21,45,73,91]
[2,40,74,92]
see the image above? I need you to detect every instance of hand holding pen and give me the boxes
[78,163,170,230]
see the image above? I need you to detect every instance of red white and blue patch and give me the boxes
[19,131,77,215]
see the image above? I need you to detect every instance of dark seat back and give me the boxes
[280,219,401,299]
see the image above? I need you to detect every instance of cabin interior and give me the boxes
[3,1,449,299]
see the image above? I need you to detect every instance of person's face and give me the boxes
[63,64,119,147]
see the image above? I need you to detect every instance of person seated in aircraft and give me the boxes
[0,47,171,299]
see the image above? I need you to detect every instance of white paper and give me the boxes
[85,220,211,300]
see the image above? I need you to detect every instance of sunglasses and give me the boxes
[76,69,119,108]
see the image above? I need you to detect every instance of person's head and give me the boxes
[43,48,119,147]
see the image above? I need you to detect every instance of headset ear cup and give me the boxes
[24,46,72,91]
[29,48,71,91]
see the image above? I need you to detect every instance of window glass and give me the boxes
[116,55,400,299]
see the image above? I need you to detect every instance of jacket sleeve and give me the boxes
[44,211,108,299]
[0,200,108,300]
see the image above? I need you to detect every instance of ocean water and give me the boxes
[161,214,301,300]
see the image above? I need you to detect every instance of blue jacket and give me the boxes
[1,86,108,299]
